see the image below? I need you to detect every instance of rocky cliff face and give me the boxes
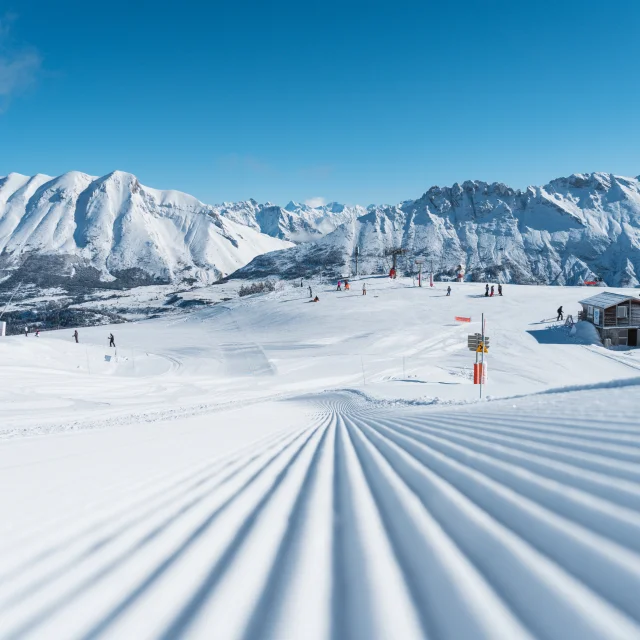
[234,173,640,286]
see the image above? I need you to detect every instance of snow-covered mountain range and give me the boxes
[237,173,640,287]
[3,170,640,289]
[215,199,364,242]
[0,171,291,288]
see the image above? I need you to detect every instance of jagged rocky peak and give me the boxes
[235,172,640,288]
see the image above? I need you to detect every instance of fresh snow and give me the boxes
[0,279,639,638]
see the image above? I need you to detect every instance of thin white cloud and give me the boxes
[304,197,326,208]
[0,15,41,109]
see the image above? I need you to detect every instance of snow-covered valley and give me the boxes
[1,279,639,638]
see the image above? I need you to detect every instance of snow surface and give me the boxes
[1,279,639,638]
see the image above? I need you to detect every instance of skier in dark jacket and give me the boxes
[308,285,312,298]
[498,284,503,296]
[108,333,115,348]
[485,284,489,297]
[557,306,564,321]
[73,329,79,343]
[446,286,451,296]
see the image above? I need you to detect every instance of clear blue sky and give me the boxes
[1,0,639,206]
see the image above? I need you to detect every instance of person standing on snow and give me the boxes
[73,329,79,343]
[24,326,28,337]
[446,286,451,296]
[490,285,495,297]
[308,285,312,298]
[557,306,564,321]
[498,284,503,296]
[35,329,40,337]
[362,283,367,295]
[108,333,115,348]
[345,281,350,291]
[485,284,489,297]
[337,281,342,291]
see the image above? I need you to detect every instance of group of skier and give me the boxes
[484,283,503,297]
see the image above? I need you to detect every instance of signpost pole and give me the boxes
[480,313,485,399]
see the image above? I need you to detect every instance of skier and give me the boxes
[490,285,495,297]
[300,278,303,288]
[35,329,40,337]
[446,286,451,296]
[24,326,28,337]
[485,284,489,297]
[108,333,115,348]
[362,283,367,296]
[557,306,564,321]
[345,281,350,291]
[313,295,320,302]
[308,285,312,298]
[337,281,342,291]
[498,284,503,296]
[73,329,79,343]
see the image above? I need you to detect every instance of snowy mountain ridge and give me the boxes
[237,172,640,287]
[3,169,640,289]
[215,198,365,242]
[0,170,292,289]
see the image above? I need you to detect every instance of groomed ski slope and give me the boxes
[0,279,639,639]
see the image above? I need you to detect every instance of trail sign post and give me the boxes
[469,315,490,398]
[467,333,490,351]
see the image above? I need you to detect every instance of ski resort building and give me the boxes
[579,292,640,346]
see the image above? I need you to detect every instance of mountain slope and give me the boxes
[235,173,640,286]
[0,171,292,288]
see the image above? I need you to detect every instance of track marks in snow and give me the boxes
[0,395,639,638]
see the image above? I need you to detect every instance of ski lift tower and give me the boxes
[415,259,424,287]
[385,248,406,279]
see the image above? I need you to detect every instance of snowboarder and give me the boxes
[446,286,451,296]
[490,285,495,297]
[313,295,319,302]
[337,281,342,291]
[73,329,79,343]
[485,284,489,297]
[308,285,312,298]
[108,333,115,348]
[24,326,28,337]
[557,306,564,321]
[362,283,367,295]
[498,284,503,296]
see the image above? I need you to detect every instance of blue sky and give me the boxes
[1,1,639,206]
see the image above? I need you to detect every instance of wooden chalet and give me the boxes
[579,292,640,347]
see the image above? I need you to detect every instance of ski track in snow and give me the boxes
[0,392,639,639]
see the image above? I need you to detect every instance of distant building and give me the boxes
[579,292,640,347]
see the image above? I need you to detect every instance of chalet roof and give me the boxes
[578,292,636,308]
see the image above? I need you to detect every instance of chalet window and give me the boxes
[587,305,593,317]
[618,306,628,319]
